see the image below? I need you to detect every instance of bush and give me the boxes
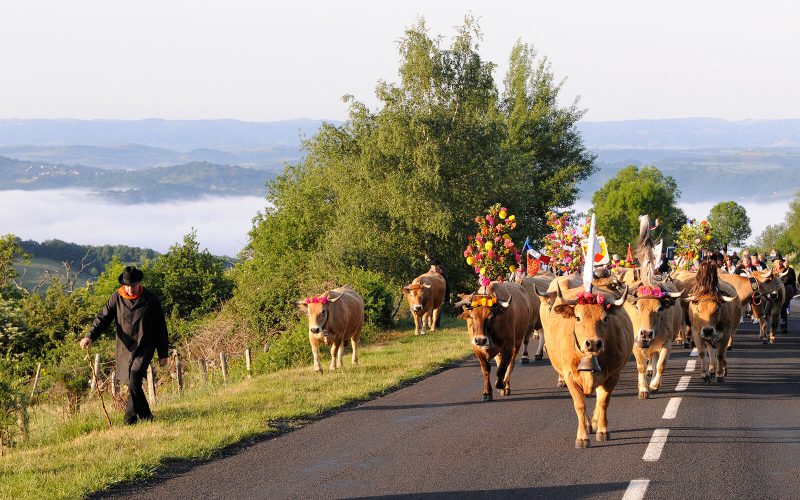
[339,267,397,327]
[0,361,28,453]
[260,322,314,373]
[46,343,92,414]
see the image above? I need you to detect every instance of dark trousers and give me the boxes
[125,350,154,424]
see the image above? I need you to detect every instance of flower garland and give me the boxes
[303,296,328,305]
[470,296,497,308]
[674,218,714,271]
[543,211,596,274]
[575,291,611,310]
[637,285,665,299]
[464,203,521,288]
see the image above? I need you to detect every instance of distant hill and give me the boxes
[0,156,276,202]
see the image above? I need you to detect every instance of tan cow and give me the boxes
[296,286,364,373]
[454,281,532,401]
[685,263,741,384]
[401,271,446,336]
[544,285,633,448]
[518,275,552,362]
[749,269,787,344]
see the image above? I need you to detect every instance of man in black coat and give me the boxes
[80,266,169,425]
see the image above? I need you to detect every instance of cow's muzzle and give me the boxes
[701,327,719,348]
[636,329,654,349]
[584,338,604,354]
[310,327,321,334]
[412,305,423,313]
[473,336,492,349]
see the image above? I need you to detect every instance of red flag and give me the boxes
[626,243,634,263]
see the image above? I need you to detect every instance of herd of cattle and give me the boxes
[296,216,792,448]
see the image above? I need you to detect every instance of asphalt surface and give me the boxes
[108,308,800,500]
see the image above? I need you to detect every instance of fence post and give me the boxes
[198,356,208,382]
[90,353,101,392]
[174,352,184,395]
[220,352,228,384]
[147,365,156,404]
[30,363,41,401]
[245,348,252,379]
[110,369,119,398]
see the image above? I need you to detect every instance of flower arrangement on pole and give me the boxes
[543,211,598,274]
[674,218,714,271]
[463,203,521,290]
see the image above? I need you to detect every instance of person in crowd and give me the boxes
[772,253,796,333]
[657,252,671,273]
[734,250,754,275]
[80,266,169,425]
[722,254,736,274]
[731,251,740,266]
[751,254,765,271]
[757,252,768,269]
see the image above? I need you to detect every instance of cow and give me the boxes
[624,215,684,399]
[296,286,364,373]
[685,262,741,384]
[401,271,447,336]
[454,281,532,401]
[544,284,633,448]
[668,268,701,347]
[749,269,787,344]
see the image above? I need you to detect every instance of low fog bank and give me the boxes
[0,190,268,257]
[574,198,793,249]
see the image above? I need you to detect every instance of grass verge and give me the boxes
[0,319,471,499]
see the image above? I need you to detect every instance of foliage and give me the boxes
[754,223,795,257]
[146,230,233,319]
[0,234,30,296]
[591,165,686,254]
[707,201,751,250]
[463,203,520,286]
[237,18,594,338]
[542,210,591,274]
[673,218,714,270]
[0,360,28,453]
[0,295,31,364]
[18,238,159,277]
[45,343,92,414]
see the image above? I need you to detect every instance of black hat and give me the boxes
[118,266,144,285]
[773,251,784,262]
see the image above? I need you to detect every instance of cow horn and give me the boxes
[556,283,564,300]
[497,295,512,309]
[721,292,737,303]
[667,290,683,299]
[327,292,342,302]
[613,285,629,306]
[685,294,697,302]
[422,283,432,289]
[533,285,551,300]
[779,268,790,278]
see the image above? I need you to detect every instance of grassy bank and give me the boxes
[0,319,471,499]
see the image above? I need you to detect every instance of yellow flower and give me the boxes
[509,215,516,221]
[480,297,488,306]
[485,242,493,250]
[499,210,507,219]
[471,301,480,307]
[509,265,516,272]
[503,234,510,240]
[488,297,495,306]
[479,267,486,275]
[466,256,474,265]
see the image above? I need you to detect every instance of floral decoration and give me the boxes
[543,211,598,274]
[575,291,611,309]
[304,296,328,305]
[470,296,497,308]
[637,285,665,299]
[464,203,521,287]
[674,218,714,271]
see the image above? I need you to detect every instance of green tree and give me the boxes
[236,18,594,336]
[707,201,751,251]
[0,234,29,296]
[591,165,686,254]
[753,223,794,255]
[147,230,233,319]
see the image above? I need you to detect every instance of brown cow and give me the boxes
[749,269,787,344]
[544,285,633,448]
[685,262,741,384]
[518,275,551,362]
[454,281,532,401]
[296,286,364,373]
[402,272,446,336]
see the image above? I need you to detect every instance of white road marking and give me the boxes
[662,397,682,419]
[685,359,696,372]
[622,479,650,500]
[643,429,670,461]
[675,375,691,392]
[690,347,698,357]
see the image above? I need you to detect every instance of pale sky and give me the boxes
[1,0,798,122]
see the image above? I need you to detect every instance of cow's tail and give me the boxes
[637,214,656,286]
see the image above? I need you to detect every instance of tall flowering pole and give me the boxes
[674,218,714,271]
[464,203,521,290]
[543,211,595,274]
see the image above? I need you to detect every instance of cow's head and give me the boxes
[454,293,511,350]
[296,291,343,338]
[627,285,683,349]
[401,282,432,315]
[749,269,784,318]
[553,285,628,363]
[684,291,737,347]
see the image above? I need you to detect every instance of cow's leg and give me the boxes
[430,307,441,332]
[557,374,565,388]
[497,347,516,396]
[633,347,649,399]
[759,317,768,343]
[494,351,509,394]
[521,329,531,364]
[770,312,778,344]
[350,335,359,366]
[329,342,339,371]
[420,311,429,335]
[716,341,727,383]
[412,312,421,336]
[696,337,712,384]
[478,354,492,401]
[534,329,545,360]
[649,342,670,392]
[336,340,344,368]
[564,376,591,448]
[594,374,620,442]
[309,335,323,373]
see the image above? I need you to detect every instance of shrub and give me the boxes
[338,267,397,328]
[0,360,28,453]
[260,322,313,373]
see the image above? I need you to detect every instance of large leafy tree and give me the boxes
[591,165,686,254]
[707,201,751,252]
[237,18,595,335]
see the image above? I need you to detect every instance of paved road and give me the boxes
[110,312,800,500]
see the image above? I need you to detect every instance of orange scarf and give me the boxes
[118,286,144,300]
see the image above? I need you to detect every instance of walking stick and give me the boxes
[84,347,112,429]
